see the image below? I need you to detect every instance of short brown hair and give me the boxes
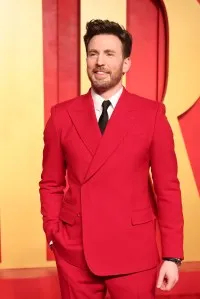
[84,19,132,58]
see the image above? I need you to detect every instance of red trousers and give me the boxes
[53,243,157,299]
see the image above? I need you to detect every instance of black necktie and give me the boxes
[98,100,111,134]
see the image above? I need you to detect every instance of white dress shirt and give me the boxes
[91,87,123,121]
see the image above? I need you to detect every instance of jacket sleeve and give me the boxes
[39,106,66,244]
[150,103,184,259]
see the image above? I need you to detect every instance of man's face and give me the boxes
[86,34,130,93]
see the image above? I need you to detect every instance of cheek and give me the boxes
[110,64,123,74]
[108,60,123,71]
[87,59,95,70]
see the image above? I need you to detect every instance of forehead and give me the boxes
[88,34,123,52]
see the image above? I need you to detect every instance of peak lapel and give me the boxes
[84,89,136,182]
[67,92,101,156]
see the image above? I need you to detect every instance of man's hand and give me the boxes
[157,261,179,291]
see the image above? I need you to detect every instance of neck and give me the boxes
[93,82,123,100]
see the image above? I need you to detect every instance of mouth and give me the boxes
[93,72,109,80]
[93,69,110,74]
[93,70,110,79]
[95,71,107,74]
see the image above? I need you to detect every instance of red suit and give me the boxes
[39,89,183,298]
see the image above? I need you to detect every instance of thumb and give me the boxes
[157,268,165,288]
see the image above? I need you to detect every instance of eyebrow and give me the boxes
[88,49,116,54]
[104,49,116,54]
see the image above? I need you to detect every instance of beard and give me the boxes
[87,66,124,93]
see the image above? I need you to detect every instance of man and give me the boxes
[39,19,184,299]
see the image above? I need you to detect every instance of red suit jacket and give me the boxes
[39,88,184,276]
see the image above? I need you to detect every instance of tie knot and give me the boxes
[102,100,111,111]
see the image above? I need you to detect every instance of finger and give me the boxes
[165,272,179,291]
[159,276,168,290]
[161,276,177,291]
[156,269,165,289]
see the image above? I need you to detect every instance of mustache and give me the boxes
[93,67,110,73]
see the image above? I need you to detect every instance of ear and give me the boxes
[122,57,131,74]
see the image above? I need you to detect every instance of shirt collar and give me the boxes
[91,87,123,112]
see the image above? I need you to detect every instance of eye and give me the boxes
[107,52,114,56]
[88,52,97,57]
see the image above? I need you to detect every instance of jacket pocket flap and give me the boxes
[59,209,76,225]
[131,207,155,226]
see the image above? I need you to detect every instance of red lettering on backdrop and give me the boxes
[42,0,79,260]
[183,0,200,195]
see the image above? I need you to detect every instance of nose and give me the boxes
[96,54,105,66]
